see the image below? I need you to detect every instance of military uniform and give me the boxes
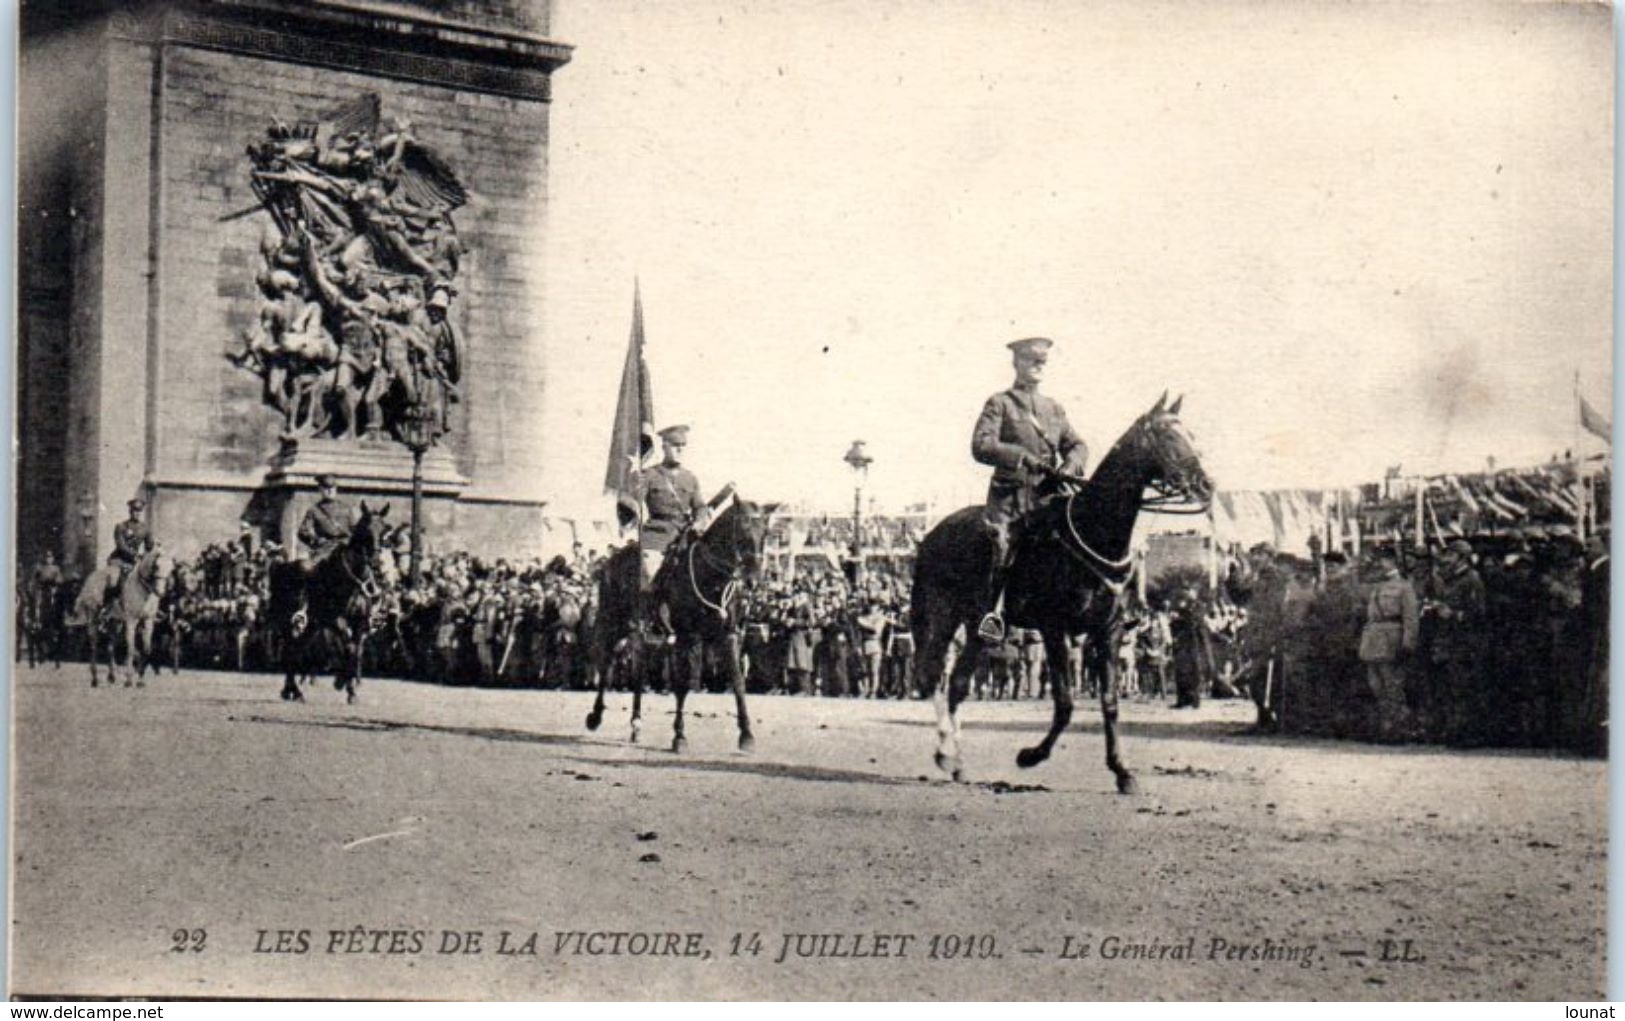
[298,479,359,564]
[638,463,705,557]
[636,425,707,587]
[972,386,1088,522]
[971,337,1088,641]
[112,517,151,568]
[1425,548,1486,744]
[1358,559,1420,740]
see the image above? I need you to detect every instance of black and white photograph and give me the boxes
[9,0,1613,1001]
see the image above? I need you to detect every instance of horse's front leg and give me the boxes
[670,638,701,754]
[628,642,644,744]
[133,618,151,686]
[347,627,365,705]
[1018,630,1075,769]
[585,635,611,731]
[280,630,304,702]
[724,630,754,752]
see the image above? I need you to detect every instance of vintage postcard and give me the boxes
[10,0,1611,1001]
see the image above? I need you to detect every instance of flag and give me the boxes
[604,281,656,530]
[1580,395,1612,444]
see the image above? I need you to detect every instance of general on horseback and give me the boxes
[267,474,392,703]
[971,336,1089,643]
[912,335,1213,792]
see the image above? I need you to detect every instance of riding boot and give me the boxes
[977,535,1011,644]
[977,570,1012,642]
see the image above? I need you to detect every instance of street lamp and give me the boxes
[843,440,873,583]
[398,393,441,586]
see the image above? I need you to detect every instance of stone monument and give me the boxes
[17,0,571,570]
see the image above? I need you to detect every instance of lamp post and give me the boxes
[843,440,873,584]
[398,394,440,587]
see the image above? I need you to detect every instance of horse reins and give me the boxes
[687,519,743,621]
[338,545,380,601]
[1060,490,1135,596]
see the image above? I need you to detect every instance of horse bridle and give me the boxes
[1135,416,1213,516]
[1052,417,1211,593]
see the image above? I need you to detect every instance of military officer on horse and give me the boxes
[971,337,1088,642]
[298,474,359,574]
[108,498,154,601]
[635,424,711,635]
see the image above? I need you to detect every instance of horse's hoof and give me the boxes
[334,677,346,691]
[1015,747,1047,769]
[933,751,959,776]
[346,689,357,706]
[738,732,755,754]
[952,767,968,783]
[585,710,602,732]
[1116,774,1138,796]
[672,735,688,754]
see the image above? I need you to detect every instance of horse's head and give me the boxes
[352,501,394,568]
[1133,392,1214,512]
[704,490,780,584]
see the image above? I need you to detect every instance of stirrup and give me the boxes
[977,612,1005,643]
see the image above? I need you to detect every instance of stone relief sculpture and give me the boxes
[233,93,467,443]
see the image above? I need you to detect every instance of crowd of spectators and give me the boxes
[22,514,1608,754]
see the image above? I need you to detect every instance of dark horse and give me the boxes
[912,393,1213,792]
[586,491,777,751]
[266,502,393,704]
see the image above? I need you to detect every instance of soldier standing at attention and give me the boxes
[970,337,1088,642]
[636,425,710,635]
[297,474,359,573]
[1358,546,1420,741]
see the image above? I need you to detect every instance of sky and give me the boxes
[537,0,1613,519]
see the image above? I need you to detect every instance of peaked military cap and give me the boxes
[1007,337,1055,358]
[314,473,338,488]
[658,425,691,445]
[127,498,146,511]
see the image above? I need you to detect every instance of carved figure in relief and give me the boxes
[235,92,468,444]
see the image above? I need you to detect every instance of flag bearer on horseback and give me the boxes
[635,424,711,637]
[971,336,1088,642]
[108,498,153,601]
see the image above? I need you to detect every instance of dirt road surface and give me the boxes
[10,662,1606,1000]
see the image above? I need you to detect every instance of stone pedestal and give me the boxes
[263,437,468,555]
